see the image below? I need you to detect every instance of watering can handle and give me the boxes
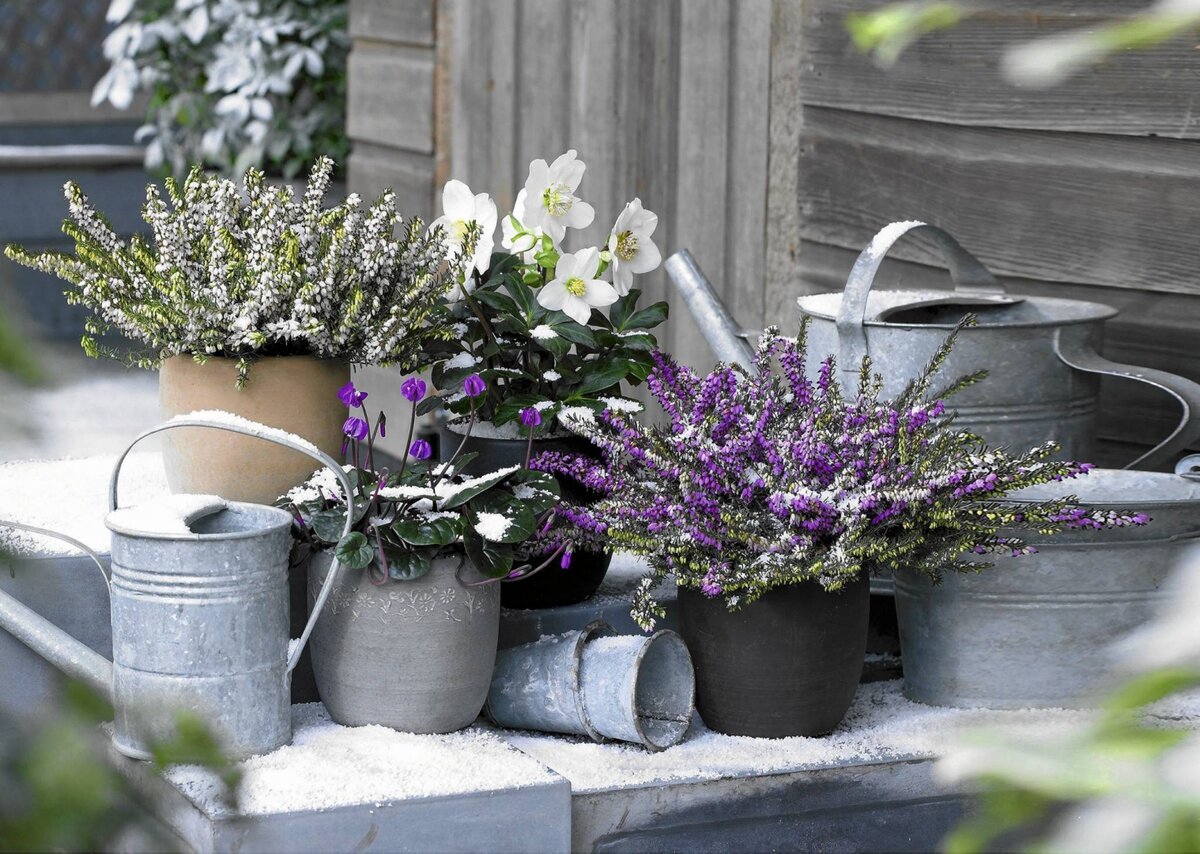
[837,221,1004,378]
[1054,331,1200,471]
[108,413,354,677]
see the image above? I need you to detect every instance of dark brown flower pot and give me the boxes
[436,425,611,609]
[678,573,870,737]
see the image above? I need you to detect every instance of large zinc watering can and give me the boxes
[667,221,1200,470]
[0,414,351,760]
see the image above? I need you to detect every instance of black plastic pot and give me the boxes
[437,426,612,609]
[678,573,870,737]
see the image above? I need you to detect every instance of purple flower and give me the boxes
[343,417,369,441]
[409,438,433,460]
[462,373,487,398]
[338,382,368,408]
[520,407,542,428]
[401,377,427,403]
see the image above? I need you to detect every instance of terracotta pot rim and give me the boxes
[163,353,352,367]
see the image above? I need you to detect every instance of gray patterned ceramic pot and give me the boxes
[306,551,500,733]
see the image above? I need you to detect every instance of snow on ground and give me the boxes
[495,679,1200,794]
[0,453,169,555]
[166,703,559,817]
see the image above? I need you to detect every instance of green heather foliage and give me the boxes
[5,158,455,386]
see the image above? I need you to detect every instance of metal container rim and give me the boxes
[797,291,1119,330]
[104,501,294,542]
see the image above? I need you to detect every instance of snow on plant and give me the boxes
[281,376,562,582]
[94,0,349,178]
[421,150,668,433]
[5,158,456,386]
[537,320,1149,630]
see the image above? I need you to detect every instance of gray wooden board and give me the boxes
[797,106,1200,296]
[787,238,1200,465]
[801,0,1200,138]
[348,0,434,47]
[346,43,435,154]
[575,758,969,853]
[347,142,436,221]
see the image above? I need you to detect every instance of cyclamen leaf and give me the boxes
[334,532,375,570]
[311,508,350,543]
[383,541,434,581]
[439,467,514,509]
[466,492,538,544]
[464,533,513,578]
[391,515,461,546]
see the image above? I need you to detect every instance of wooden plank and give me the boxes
[725,0,773,331]
[514,0,571,171]
[801,0,1200,138]
[0,92,148,126]
[347,143,436,221]
[672,0,733,374]
[793,239,1200,462]
[346,43,435,154]
[349,0,435,46]
[797,106,1200,296]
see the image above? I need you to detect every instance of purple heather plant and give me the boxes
[535,319,1149,630]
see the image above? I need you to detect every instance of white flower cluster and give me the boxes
[6,158,454,385]
[94,0,349,177]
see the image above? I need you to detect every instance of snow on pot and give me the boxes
[486,621,695,751]
[896,465,1200,710]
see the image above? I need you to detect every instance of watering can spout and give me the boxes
[665,249,756,372]
[0,590,114,702]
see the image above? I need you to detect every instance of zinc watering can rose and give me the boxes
[539,321,1148,737]
[278,375,564,732]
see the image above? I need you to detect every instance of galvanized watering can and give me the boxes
[0,414,352,760]
[667,221,1200,470]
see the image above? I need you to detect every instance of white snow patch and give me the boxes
[530,325,558,340]
[379,466,520,507]
[473,512,512,541]
[0,453,168,556]
[107,493,227,535]
[542,370,562,381]
[448,419,523,440]
[443,352,480,370]
[496,679,1200,794]
[533,400,557,412]
[865,221,924,261]
[600,397,643,414]
[558,406,596,425]
[165,703,558,816]
[173,410,320,455]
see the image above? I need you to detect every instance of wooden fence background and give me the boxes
[347,0,1200,467]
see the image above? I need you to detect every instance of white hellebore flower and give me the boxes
[521,150,595,243]
[606,198,662,296]
[538,247,617,326]
[431,179,497,280]
[500,189,542,262]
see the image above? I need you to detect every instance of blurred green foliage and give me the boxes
[0,682,238,852]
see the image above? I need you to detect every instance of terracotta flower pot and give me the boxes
[159,355,349,504]
[679,573,870,738]
[307,552,501,733]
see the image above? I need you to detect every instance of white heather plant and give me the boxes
[94,0,349,178]
[422,151,670,433]
[5,158,456,386]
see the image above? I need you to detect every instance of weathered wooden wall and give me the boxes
[781,0,1200,467]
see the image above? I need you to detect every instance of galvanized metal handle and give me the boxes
[665,249,757,371]
[108,413,354,677]
[837,221,1004,382]
[1055,331,1200,471]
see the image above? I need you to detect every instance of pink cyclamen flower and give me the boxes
[462,374,487,397]
[401,377,427,403]
[343,417,369,441]
[520,407,542,428]
[409,438,433,460]
[338,382,368,408]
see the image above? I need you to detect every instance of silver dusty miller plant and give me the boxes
[94,0,349,178]
[5,157,455,386]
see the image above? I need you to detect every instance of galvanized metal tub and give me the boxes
[894,465,1200,709]
[797,222,1200,471]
